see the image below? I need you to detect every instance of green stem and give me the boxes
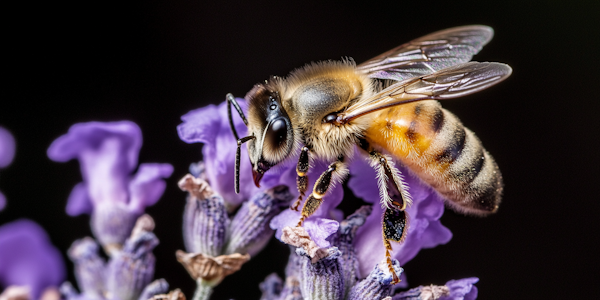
[192,279,214,300]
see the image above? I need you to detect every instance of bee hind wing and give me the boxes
[341,62,512,122]
[357,25,494,81]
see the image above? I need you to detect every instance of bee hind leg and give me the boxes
[296,158,346,227]
[291,146,310,211]
[369,150,411,284]
[383,204,409,284]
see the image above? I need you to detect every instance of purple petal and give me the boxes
[440,277,479,300]
[128,163,173,213]
[66,182,93,216]
[177,105,221,146]
[0,220,66,299]
[178,100,262,207]
[304,218,339,248]
[48,121,143,207]
[0,127,16,168]
[0,192,5,211]
[348,156,452,278]
[270,160,345,246]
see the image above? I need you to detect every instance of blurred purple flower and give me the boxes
[0,127,16,211]
[0,219,65,299]
[63,215,168,300]
[47,121,173,253]
[180,100,451,281]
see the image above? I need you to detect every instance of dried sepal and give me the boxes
[0,286,30,300]
[178,174,215,200]
[281,226,330,263]
[148,289,186,300]
[175,250,250,286]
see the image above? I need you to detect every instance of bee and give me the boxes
[225,25,510,283]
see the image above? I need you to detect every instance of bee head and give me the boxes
[245,82,294,187]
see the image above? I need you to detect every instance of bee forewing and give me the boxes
[342,62,512,121]
[357,25,494,81]
[406,61,513,98]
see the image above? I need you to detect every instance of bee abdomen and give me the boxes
[427,108,502,215]
[365,101,502,216]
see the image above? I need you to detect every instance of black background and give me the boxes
[2,0,599,299]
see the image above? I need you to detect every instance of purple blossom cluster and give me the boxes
[0,127,16,211]
[1,99,481,300]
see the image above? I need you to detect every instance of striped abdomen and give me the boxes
[364,100,502,215]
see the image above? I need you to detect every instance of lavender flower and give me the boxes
[0,127,16,211]
[0,219,65,300]
[262,207,477,300]
[62,215,168,300]
[47,121,173,254]
[261,206,405,300]
[176,168,294,299]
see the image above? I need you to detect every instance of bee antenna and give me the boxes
[226,93,249,141]
[235,135,256,194]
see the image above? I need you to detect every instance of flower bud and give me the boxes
[179,175,229,256]
[67,237,106,299]
[105,230,158,300]
[138,279,170,300]
[225,185,293,256]
[297,247,344,300]
[348,259,403,300]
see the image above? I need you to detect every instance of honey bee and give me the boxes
[225,25,510,283]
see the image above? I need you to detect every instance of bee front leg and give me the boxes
[296,158,345,227]
[291,146,310,211]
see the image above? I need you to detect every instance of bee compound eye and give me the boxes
[266,118,288,147]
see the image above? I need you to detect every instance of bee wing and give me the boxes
[357,25,494,81]
[341,62,512,122]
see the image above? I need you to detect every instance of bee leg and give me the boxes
[297,159,345,227]
[369,151,412,211]
[370,150,411,284]
[382,204,408,284]
[291,146,310,211]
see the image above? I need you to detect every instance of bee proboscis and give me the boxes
[225,25,510,283]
